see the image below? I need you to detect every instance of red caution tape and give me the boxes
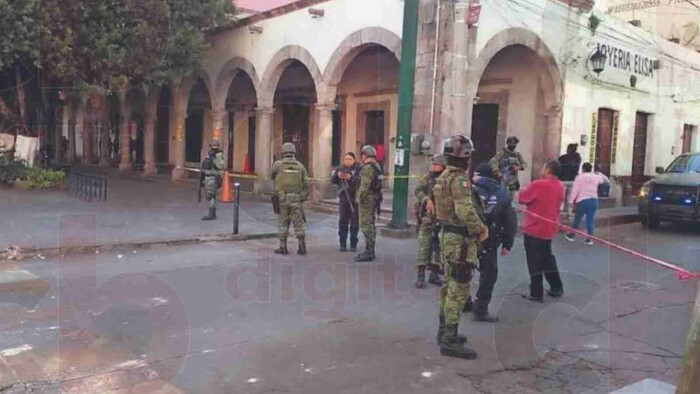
[516,208,700,281]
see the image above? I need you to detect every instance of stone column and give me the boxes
[254,106,274,192]
[118,90,132,171]
[544,108,563,160]
[143,100,157,175]
[171,96,187,180]
[211,109,226,142]
[313,104,334,178]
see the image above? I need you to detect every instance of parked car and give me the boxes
[638,152,700,228]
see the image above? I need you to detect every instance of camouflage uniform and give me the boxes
[490,148,527,195]
[271,152,309,255]
[435,166,485,326]
[356,160,382,261]
[414,172,443,287]
[201,143,225,221]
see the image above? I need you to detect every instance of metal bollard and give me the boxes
[233,182,241,235]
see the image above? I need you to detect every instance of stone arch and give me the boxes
[320,27,402,104]
[178,70,214,109]
[213,57,261,110]
[466,28,565,182]
[466,28,563,111]
[259,45,323,107]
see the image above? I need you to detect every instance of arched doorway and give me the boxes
[185,79,212,165]
[224,72,258,172]
[334,45,400,170]
[272,61,317,168]
[155,87,171,165]
[469,34,563,185]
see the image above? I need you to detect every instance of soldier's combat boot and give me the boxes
[428,269,444,286]
[202,207,216,221]
[436,315,467,345]
[297,237,307,255]
[440,323,477,360]
[354,242,375,262]
[415,265,426,289]
[274,238,288,255]
[462,296,474,312]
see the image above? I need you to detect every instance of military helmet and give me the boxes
[281,142,296,155]
[360,145,377,158]
[506,136,520,147]
[431,154,447,167]
[209,139,222,149]
[443,135,474,158]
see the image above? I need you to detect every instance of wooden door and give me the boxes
[596,109,614,177]
[682,124,694,154]
[282,103,310,169]
[632,112,648,182]
[471,104,499,167]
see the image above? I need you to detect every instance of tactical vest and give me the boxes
[433,171,457,222]
[275,160,304,194]
[365,162,383,194]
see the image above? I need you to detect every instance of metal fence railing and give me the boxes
[66,172,108,202]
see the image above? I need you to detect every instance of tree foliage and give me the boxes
[0,0,40,70]
[39,0,235,89]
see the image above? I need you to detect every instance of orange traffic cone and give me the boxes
[220,171,233,203]
[243,153,251,174]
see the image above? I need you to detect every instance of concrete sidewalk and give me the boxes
[0,171,333,254]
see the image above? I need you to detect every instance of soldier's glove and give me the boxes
[478,225,489,243]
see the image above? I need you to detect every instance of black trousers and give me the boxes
[338,197,359,246]
[524,234,563,299]
[475,246,498,315]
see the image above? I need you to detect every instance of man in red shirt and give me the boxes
[518,159,565,302]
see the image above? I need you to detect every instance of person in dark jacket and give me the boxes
[471,163,518,322]
[558,143,582,182]
[331,152,362,252]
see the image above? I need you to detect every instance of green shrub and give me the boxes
[25,166,65,189]
[0,152,27,185]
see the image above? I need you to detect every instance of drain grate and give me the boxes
[615,281,660,292]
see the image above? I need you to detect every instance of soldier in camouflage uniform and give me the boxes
[271,142,309,255]
[433,135,489,360]
[355,145,383,262]
[414,154,447,288]
[489,136,527,200]
[201,140,225,221]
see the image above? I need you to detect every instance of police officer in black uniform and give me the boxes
[471,162,518,322]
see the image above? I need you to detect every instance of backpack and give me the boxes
[201,156,213,171]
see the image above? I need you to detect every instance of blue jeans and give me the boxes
[571,198,598,236]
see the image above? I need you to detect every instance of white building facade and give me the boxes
[66,0,700,204]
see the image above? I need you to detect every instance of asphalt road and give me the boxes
[1,220,699,393]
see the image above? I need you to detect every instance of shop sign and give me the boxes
[589,112,598,163]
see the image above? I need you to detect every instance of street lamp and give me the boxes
[590,47,607,75]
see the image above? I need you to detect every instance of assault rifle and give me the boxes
[198,171,204,202]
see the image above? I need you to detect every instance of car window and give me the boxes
[689,156,700,173]
[665,156,691,173]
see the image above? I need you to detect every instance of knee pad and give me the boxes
[451,264,472,284]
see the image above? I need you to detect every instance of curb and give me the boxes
[13,232,279,262]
